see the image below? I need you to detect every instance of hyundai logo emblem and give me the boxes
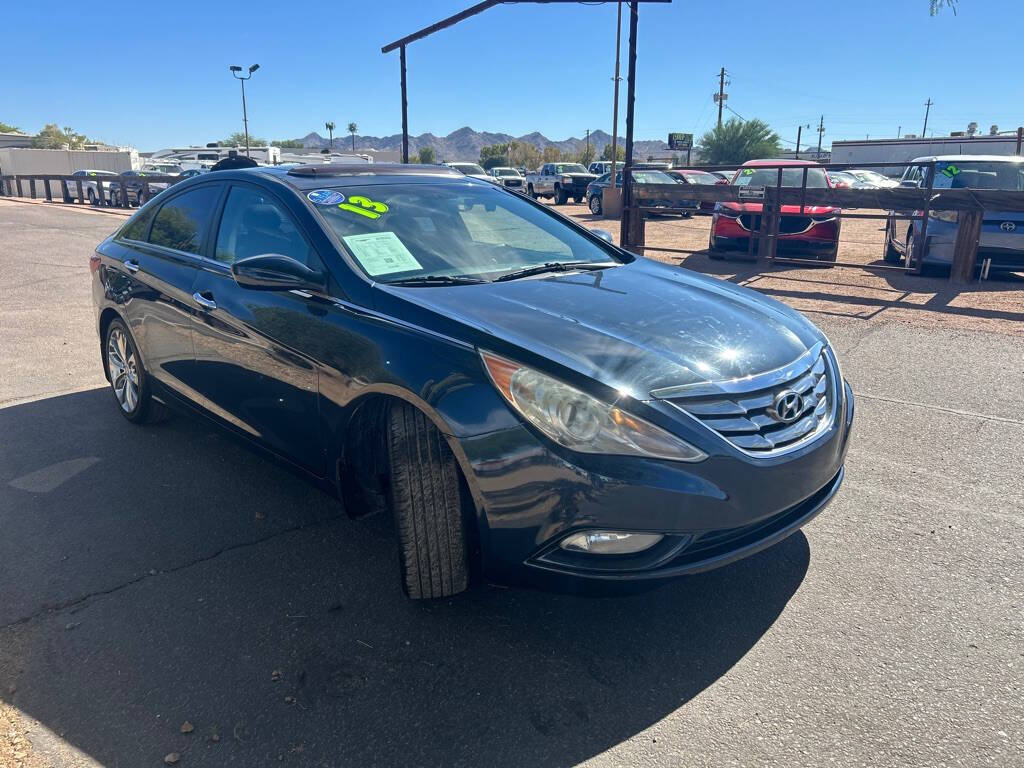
[771,390,804,424]
[1000,221,1017,232]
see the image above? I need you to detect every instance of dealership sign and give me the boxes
[668,132,693,151]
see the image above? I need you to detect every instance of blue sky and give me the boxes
[3,0,1020,150]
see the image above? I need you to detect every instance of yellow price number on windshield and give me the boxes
[339,195,389,219]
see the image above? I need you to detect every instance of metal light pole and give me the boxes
[229,64,260,158]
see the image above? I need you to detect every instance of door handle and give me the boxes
[192,291,217,311]
[124,259,140,273]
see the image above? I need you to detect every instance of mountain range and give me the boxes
[299,126,671,161]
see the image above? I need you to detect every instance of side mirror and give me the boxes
[231,254,325,293]
[592,229,614,243]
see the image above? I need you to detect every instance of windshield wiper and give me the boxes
[492,261,617,283]
[386,275,489,286]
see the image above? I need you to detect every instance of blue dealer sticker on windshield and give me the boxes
[307,189,346,205]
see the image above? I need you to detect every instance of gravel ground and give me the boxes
[1,198,1022,768]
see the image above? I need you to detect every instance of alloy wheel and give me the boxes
[107,327,140,412]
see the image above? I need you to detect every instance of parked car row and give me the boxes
[62,165,189,206]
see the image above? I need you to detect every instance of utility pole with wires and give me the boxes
[714,67,728,128]
[816,115,825,159]
[585,128,591,162]
[795,125,803,159]
[610,0,623,189]
[922,98,933,137]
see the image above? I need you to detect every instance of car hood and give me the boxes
[381,258,824,396]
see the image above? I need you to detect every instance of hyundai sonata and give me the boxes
[91,164,853,598]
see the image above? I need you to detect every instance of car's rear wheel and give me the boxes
[528,184,537,200]
[882,222,902,263]
[387,402,469,599]
[589,195,603,215]
[905,227,917,269]
[708,233,725,260]
[87,188,97,205]
[104,319,166,424]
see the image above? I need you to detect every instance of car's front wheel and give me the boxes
[589,195,603,215]
[387,402,470,599]
[528,184,537,199]
[104,319,165,424]
[882,221,902,263]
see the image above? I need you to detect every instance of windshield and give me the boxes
[852,170,890,184]
[932,160,1024,190]
[315,183,620,284]
[451,163,486,175]
[494,168,520,176]
[734,167,829,188]
[555,164,588,174]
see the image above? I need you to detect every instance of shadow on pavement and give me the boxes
[1,389,810,767]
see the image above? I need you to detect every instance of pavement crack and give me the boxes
[855,391,1024,426]
[0,514,344,631]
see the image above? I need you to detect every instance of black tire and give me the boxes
[103,318,167,424]
[87,188,97,206]
[708,234,725,260]
[882,221,901,263]
[553,186,567,205]
[528,184,537,200]
[589,195,603,216]
[387,402,469,599]
[572,196,582,205]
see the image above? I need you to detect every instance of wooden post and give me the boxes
[618,1,639,247]
[29,179,36,199]
[76,179,84,204]
[950,209,983,284]
[400,44,409,164]
[119,180,129,208]
[16,177,23,197]
[44,179,53,202]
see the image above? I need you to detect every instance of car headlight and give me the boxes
[481,351,706,462]
[929,210,958,223]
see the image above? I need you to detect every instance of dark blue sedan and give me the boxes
[91,164,853,598]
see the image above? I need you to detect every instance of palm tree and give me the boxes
[930,0,956,14]
[347,122,358,152]
[699,118,780,165]
[325,121,335,150]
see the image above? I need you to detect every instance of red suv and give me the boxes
[709,159,840,261]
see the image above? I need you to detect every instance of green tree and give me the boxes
[347,122,358,151]
[418,146,436,164]
[601,143,625,162]
[220,132,267,147]
[699,118,780,165]
[31,123,91,149]
[930,0,956,14]
[575,144,596,167]
[0,121,19,133]
[273,138,304,148]
[480,140,541,170]
[541,146,565,164]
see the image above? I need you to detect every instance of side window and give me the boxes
[119,206,156,242]
[148,185,220,254]
[214,186,315,267]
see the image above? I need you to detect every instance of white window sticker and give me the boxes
[342,231,422,276]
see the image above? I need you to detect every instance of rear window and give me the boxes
[148,185,221,254]
[119,207,156,242]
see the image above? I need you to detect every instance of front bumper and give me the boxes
[917,219,1024,271]
[462,378,854,589]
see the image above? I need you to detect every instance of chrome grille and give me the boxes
[653,343,837,455]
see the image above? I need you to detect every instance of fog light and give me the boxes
[560,531,664,555]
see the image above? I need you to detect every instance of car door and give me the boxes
[891,165,923,249]
[115,182,224,398]
[188,182,324,473]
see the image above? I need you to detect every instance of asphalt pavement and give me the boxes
[0,199,1021,767]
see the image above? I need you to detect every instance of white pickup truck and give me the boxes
[526,163,597,205]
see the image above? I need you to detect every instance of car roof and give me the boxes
[243,163,465,190]
[908,154,1024,163]
[742,158,820,167]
